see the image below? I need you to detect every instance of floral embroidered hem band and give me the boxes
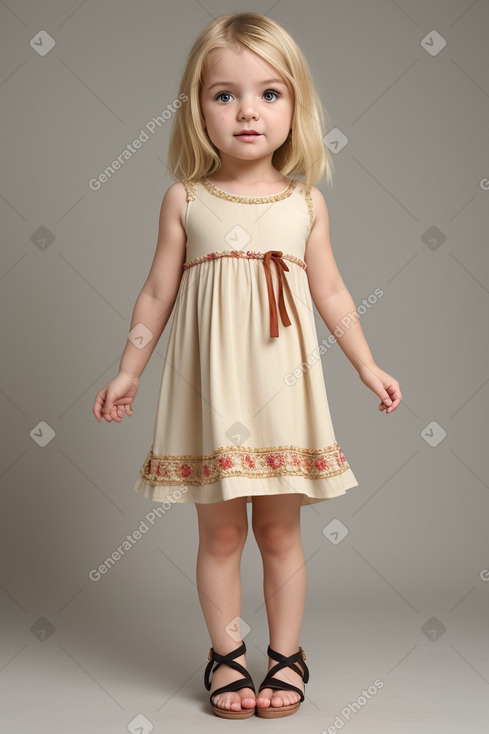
[137,442,351,486]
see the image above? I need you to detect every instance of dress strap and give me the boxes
[182,179,196,201]
[304,186,315,232]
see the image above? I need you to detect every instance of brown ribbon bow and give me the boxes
[262,250,292,338]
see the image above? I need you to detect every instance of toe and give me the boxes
[256,698,270,708]
[271,692,284,707]
[241,697,256,709]
[240,688,256,709]
[238,688,256,709]
[256,688,272,708]
[271,690,299,707]
[213,688,256,711]
[213,692,238,710]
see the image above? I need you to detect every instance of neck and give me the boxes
[211,156,285,185]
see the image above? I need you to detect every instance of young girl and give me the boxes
[93,12,401,720]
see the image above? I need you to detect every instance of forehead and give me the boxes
[202,46,286,85]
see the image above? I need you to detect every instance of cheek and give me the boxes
[208,110,229,129]
[266,108,288,125]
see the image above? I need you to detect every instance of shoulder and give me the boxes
[301,185,329,233]
[307,185,328,219]
[161,181,191,230]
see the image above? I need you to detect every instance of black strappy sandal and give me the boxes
[256,644,310,718]
[204,640,256,719]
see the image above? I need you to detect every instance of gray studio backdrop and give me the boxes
[1,1,488,732]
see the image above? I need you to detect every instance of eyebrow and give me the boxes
[206,78,286,91]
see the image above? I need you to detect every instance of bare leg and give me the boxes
[251,493,307,709]
[195,497,255,712]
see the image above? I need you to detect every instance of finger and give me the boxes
[112,401,129,418]
[386,385,401,401]
[104,392,120,416]
[103,401,114,417]
[93,394,105,421]
[104,404,117,422]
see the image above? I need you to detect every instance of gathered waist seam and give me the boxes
[183,249,306,338]
[183,249,307,271]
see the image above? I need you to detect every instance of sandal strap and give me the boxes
[209,676,255,705]
[204,641,256,695]
[258,674,305,702]
[266,644,309,683]
[257,644,310,699]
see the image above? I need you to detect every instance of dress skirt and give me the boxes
[133,251,359,505]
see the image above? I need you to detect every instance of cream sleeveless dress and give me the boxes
[133,176,359,505]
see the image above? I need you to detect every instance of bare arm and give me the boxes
[305,188,375,372]
[305,188,401,413]
[119,182,188,379]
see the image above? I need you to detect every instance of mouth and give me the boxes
[235,133,262,141]
[235,131,262,137]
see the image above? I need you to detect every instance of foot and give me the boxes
[256,655,304,709]
[209,652,256,712]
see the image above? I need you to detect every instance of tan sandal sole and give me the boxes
[211,703,256,719]
[255,701,300,718]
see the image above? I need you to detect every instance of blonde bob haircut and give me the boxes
[168,12,334,189]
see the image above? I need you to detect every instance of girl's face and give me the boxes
[199,45,294,166]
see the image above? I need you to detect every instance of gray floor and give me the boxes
[1,542,488,732]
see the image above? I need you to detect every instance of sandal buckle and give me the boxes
[207,647,213,662]
[300,647,306,660]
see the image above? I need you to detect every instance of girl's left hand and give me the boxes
[357,363,402,414]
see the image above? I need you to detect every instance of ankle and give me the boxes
[211,647,248,664]
[209,649,249,671]
[268,644,301,659]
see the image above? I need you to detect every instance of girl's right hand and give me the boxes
[92,372,140,423]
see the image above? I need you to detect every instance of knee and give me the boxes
[202,523,248,557]
[252,521,298,556]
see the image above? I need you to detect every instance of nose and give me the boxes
[238,95,259,121]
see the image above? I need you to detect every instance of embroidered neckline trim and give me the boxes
[200,176,298,203]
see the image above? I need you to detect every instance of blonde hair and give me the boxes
[168,12,334,188]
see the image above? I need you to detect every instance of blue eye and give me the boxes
[214,89,281,103]
[215,92,232,102]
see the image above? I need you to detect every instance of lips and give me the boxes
[235,131,261,136]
